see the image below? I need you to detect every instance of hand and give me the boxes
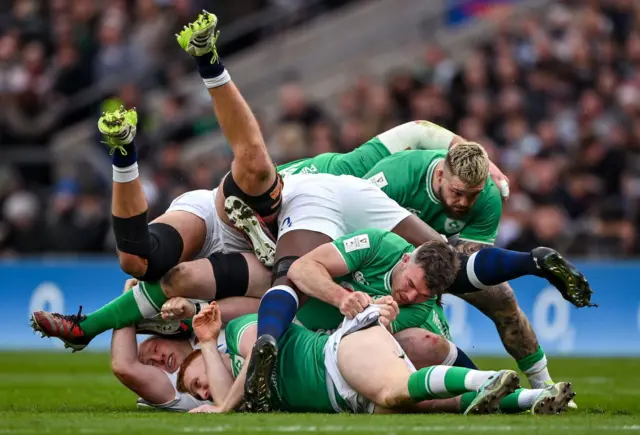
[373,296,399,330]
[488,160,509,202]
[161,297,196,321]
[123,278,139,294]
[188,404,224,414]
[338,291,372,319]
[192,302,222,343]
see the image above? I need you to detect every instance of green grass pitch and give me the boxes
[1,352,639,435]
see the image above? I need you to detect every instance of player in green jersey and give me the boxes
[177,302,574,415]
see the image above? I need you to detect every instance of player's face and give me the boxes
[392,255,432,305]
[138,337,186,373]
[182,355,211,401]
[438,172,484,218]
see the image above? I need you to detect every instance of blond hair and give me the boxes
[444,142,489,188]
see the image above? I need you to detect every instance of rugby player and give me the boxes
[178,302,574,415]
[32,10,589,407]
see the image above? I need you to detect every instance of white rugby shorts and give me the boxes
[277,174,411,241]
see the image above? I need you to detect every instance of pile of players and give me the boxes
[32,11,593,416]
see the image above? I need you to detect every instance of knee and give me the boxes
[487,283,519,321]
[118,252,147,278]
[161,263,195,298]
[394,329,451,368]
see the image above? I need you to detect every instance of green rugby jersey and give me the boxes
[296,228,450,339]
[225,314,334,412]
[364,149,502,245]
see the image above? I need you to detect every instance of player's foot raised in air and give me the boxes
[225,196,276,267]
[244,334,278,413]
[97,106,138,155]
[30,307,92,352]
[532,247,595,308]
[176,10,220,59]
[464,370,520,415]
[531,382,576,415]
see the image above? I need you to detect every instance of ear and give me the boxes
[402,253,411,263]
[435,168,445,182]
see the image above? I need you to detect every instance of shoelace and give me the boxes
[53,306,86,329]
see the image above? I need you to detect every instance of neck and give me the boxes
[431,161,444,202]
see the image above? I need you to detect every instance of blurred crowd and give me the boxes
[1,0,640,257]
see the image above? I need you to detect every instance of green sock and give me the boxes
[516,346,551,387]
[408,366,495,400]
[79,281,168,337]
[460,389,545,414]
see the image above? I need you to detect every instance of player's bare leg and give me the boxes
[100,108,206,280]
[337,325,519,414]
[177,12,276,265]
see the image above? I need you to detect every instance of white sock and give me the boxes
[464,370,497,390]
[112,163,139,183]
[526,366,552,389]
[517,389,544,409]
[441,340,458,366]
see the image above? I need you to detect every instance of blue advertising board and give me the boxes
[1,259,639,355]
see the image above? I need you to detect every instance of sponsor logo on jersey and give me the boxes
[352,271,369,286]
[444,218,466,233]
[367,171,388,189]
[299,164,319,175]
[281,216,292,230]
[343,234,370,252]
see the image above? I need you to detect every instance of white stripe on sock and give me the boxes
[517,389,543,409]
[464,370,497,391]
[441,340,458,366]
[466,252,490,290]
[202,69,231,88]
[425,366,452,398]
[112,163,139,183]
[133,284,160,318]
[262,285,299,306]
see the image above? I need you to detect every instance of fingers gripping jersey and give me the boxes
[225,314,334,412]
[295,228,449,337]
[364,150,503,245]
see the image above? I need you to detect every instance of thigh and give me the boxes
[337,326,413,406]
[160,189,217,260]
[272,229,333,290]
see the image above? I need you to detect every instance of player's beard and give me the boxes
[438,186,468,219]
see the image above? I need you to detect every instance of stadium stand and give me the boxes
[0,0,639,257]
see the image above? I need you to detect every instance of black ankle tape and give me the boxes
[222,172,283,219]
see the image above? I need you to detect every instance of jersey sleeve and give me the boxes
[390,302,434,334]
[376,121,455,153]
[459,186,502,245]
[224,314,258,356]
[332,228,388,272]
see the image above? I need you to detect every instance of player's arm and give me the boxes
[287,243,352,307]
[193,303,235,406]
[218,323,257,412]
[376,121,461,153]
[110,326,178,405]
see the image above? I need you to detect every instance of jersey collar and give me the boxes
[425,158,443,204]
